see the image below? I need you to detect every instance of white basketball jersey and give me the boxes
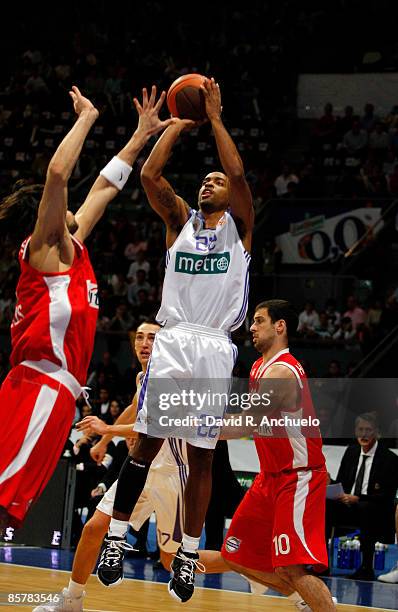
[137,372,188,470]
[156,210,250,332]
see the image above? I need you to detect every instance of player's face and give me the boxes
[66,210,79,234]
[198,172,229,213]
[134,323,159,368]
[250,308,278,353]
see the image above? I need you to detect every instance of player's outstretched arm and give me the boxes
[202,78,254,251]
[87,397,138,463]
[74,86,174,242]
[29,86,98,269]
[140,119,196,247]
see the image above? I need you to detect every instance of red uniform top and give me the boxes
[10,235,98,385]
[250,348,325,473]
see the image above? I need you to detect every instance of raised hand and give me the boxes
[133,85,175,139]
[201,77,222,122]
[69,85,99,119]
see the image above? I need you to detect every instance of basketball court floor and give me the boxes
[1,545,397,611]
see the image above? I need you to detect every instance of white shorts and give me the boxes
[134,321,237,449]
[96,465,188,553]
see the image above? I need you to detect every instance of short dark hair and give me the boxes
[0,182,43,243]
[255,299,298,337]
[136,318,160,329]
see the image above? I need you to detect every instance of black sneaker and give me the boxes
[168,547,205,603]
[97,535,136,587]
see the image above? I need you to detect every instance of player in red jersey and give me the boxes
[221,300,336,612]
[0,84,173,530]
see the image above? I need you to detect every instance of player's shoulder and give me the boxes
[136,370,145,387]
[274,351,306,375]
[18,236,32,262]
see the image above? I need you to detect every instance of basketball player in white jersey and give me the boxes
[97,77,254,603]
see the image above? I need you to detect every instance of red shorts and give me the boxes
[0,365,76,527]
[221,467,328,573]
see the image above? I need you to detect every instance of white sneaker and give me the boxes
[295,596,338,611]
[377,563,398,583]
[32,588,84,612]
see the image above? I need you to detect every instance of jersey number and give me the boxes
[195,235,217,252]
[273,534,290,555]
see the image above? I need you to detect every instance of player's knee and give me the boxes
[187,445,214,473]
[131,436,162,463]
[274,565,299,584]
[82,514,109,542]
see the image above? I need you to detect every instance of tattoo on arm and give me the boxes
[158,187,177,210]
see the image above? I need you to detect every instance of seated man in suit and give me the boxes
[326,412,398,580]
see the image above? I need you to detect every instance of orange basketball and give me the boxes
[167,73,207,121]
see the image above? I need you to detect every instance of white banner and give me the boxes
[297,73,398,118]
[276,208,383,264]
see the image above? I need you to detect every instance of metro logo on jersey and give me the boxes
[175,251,230,275]
[86,280,99,308]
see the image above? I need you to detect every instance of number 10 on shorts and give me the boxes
[273,534,290,555]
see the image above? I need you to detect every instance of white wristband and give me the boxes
[100,156,132,190]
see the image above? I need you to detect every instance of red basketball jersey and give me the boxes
[250,349,325,473]
[10,236,98,385]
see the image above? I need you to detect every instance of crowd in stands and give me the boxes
[0,3,398,407]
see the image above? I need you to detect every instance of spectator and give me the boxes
[325,298,341,332]
[127,251,151,283]
[297,301,320,336]
[131,289,157,323]
[366,298,383,334]
[343,295,367,330]
[109,301,135,332]
[314,311,334,339]
[360,103,379,133]
[127,269,153,306]
[325,413,398,580]
[96,351,120,388]
[343,120,368,158]
[324,360,342,378]
[124,232,148,262]
[97,388,111,418]
[368,122,389,156]
[336,105,356,139]
[333,316,358,349]
[273,162,299,197]
[104,399,123,425]
[313,103,336,149]
[110,272,128,297]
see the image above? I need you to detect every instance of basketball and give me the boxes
[167,73,207,121]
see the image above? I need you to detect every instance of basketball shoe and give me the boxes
[168,546,205,603]
[295,596,338,611]
[377,562,398,583]
[97,535,136,586]
[32,588,84,612]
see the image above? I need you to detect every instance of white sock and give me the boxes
[108,518,128,538]
[67,579,85,598]
[181,533,200,554]
[288,591,303,604]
